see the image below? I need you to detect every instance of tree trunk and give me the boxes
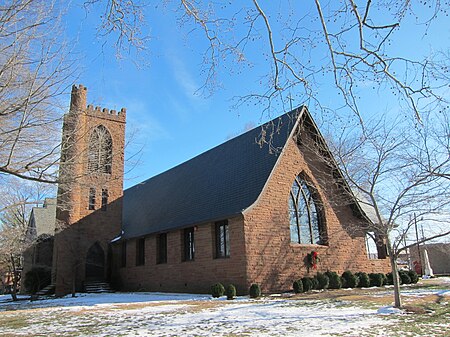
[9,255,18,301]
[10,276,18,301]
[386,238,402,308]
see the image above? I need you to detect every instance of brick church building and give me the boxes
[26,85,390,296]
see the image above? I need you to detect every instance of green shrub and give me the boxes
[399,270,412,284]
[249,283,261,298]
[408,270,419,284]
[211,283,225,298]
[368,273,384,287]
[293,279,303,293]
[341,270,359,288]
[311,276,319,290]
[315,272,329,290]
[24,267,51,294]
[325,271,342,289]
[225,284,236,300]
[355,272,370,288]
[386,272,407,285]
[301,277,313,292]
[385,272,393,285]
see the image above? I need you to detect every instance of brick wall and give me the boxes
[111,215,249,294]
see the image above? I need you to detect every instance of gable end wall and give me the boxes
[243,133,390,293]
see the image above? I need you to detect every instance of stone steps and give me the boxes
[84,281,114,293]
[35,284,55,296]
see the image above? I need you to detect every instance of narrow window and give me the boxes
[136,238,145,266]
[183,228,195,261]
[88,188,96,210]
[157,233,167,264]
[289,173,325,245]
[215,220,230,258]
[101,188,108,211]
[121,241,127,268]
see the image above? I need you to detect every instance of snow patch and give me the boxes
[377,306,403,315]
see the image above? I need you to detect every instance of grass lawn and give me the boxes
[0,278,448,337]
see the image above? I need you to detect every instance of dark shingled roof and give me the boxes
[121,107,304,239]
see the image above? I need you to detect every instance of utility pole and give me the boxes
[403,235,411,270]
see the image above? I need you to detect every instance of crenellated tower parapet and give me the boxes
[85,105,127,121]
[69,84,126,122]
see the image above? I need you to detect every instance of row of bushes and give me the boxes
[211,269,419,299]
[211,283,236,299]
[293,270,419,293]
[211,283,262,299]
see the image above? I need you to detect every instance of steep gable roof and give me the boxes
[27,198,56,239]
[121,107,304,239]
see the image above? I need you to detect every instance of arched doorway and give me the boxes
[85,242,105,281]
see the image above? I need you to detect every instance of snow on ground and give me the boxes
[0,292,210,311]
[0,283,448,337]
[0,292,393,337]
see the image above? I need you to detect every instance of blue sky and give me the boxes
[62,1,450,190]
[65,2,269,188]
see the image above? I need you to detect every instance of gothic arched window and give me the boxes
[289,174,325,245]
[88,125,112,174]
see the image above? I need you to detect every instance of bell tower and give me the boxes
[53,84,126,295]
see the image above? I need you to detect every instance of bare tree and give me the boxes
[75,1,449,121]
[0,179,52,300]
[0,0,75,184]
[313,112,450,308]
[2,0,446,186]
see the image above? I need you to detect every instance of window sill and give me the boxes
[289,243,328,248]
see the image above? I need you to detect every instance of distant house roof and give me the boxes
[122,107,304,239]
[28,198,56,239]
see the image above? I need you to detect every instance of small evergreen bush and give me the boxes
[325,271,342,289]
[24,267,51,294]
[355,272,370,288]
[211,283,225,298]
[408,270,419,284]
[315,272,329,290]
[399,270,412,284]
[311,276,319,290]
[341,270,359,288]
[368,273,384,287]
[385,272,394,285]
[225,284,236,300]
[301,277,313,292]
[293,279,303,293]
[249,283,261,298]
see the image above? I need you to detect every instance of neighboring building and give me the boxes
[21,198,57,291]
[23,85,391,296]
[409,243,450,275]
